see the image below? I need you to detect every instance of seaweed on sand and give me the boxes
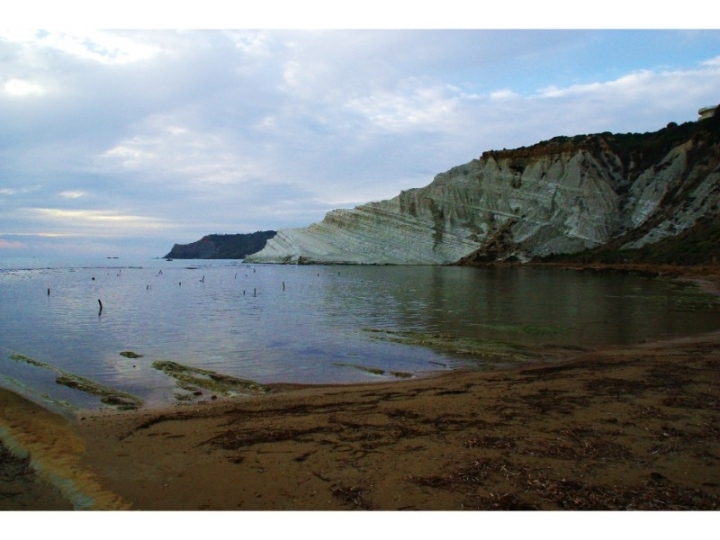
[330,484,374,510]
[0,441,31,483]
[407,458,720,510]
[151,360,270,398]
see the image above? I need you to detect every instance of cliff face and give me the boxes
[245,110,720,265]
[164,231,277,259]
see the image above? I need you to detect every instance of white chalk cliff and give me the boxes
[246,113,720,265]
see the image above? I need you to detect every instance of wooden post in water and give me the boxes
[98,299,103,315]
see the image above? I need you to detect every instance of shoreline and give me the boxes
[2,267,720,510]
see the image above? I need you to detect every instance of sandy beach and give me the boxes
[2,265,720,511]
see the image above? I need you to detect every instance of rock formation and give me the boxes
[164,231,277,259]
[246,106,720,265]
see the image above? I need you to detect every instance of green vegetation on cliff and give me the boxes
[484,106,720,181]
[539,214,720,266]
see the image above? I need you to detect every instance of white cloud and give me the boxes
[490,89,520,100]
[536,63,720,104]
[231,32,271,56]
[58,190,87,199]
[537,70,656,99]
[0,186,40,196]
[102,144,156,166]
[255,116,278,131]
[281,60,302,89]
[31,208,172,230]
[3,79,44,97]
[701,55,720,67]
[344,83,461,133]
[0,30,162,65]
[97,115,272,186]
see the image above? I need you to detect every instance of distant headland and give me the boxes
[163,231,277,259]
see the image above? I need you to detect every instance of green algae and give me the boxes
[363,328,543,362]
[9,353,48,369]
[332,362,386,376]
[54,375,142,410]
[331,363,413,379]
[173,392,197,402]
[119,351,143,359]
[151,360,270,399]
[519,324,562,336]
[470,323,563,336]
[6,352,143,411]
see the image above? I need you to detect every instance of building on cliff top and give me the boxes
[699,105,718,120]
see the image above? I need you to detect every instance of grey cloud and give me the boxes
[2,30,720,258]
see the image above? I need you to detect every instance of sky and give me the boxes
[2,3,720,259]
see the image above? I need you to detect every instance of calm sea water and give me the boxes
[2,257,719,412]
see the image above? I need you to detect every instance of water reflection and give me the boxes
[349,266,720,347]
[1,259,719,410]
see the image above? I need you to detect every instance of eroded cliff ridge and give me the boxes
[245,109,720,265]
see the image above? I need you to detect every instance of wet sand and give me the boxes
[2,265,720,511]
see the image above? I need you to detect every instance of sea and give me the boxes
[2,256,720,413]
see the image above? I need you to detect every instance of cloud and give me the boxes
[343,83,462,133]
[490,89,520,100]
[0,239,24,249]
[58,190,87,199]
[28,208,174,236]
[537,70,660,99]
[2,79,45,97]
[0,186,40,196]
[96,114,273,186]
[702,55,720,67]
[0,30,162,65]
[2,30,720,258]
[231,32,271,56]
